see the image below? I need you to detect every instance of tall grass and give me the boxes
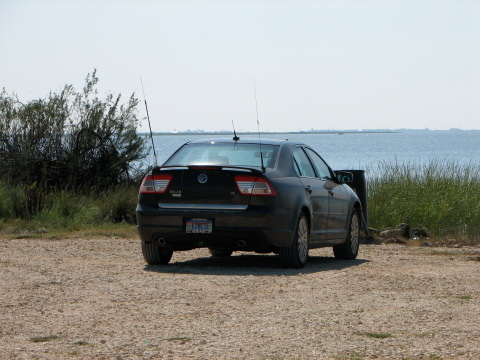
[2,160,480,240]
[0,181,138,233]
[367,159,480,239]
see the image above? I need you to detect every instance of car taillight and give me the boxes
[234,176,277,196]
[139,174,172,193]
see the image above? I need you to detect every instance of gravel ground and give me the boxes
[1,236,479,360]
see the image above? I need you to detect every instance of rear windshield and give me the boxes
[165,142,279,168]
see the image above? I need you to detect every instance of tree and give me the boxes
[0,70,147,194]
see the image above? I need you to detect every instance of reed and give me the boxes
[2,160,480,241]
[0,182,138,234]
[367,159,480,239]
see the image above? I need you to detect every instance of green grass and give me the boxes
[0,182,138,236]
[358,332,393,339]
[30,335,59,343]
[166,336,192,342]
[368,159,480,241]
[2,159,480,243]
[73,340,89,345]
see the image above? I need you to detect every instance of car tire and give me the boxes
[142,241,173,265]
[279,212,309,268]
[208,248,233,257]
[333,209,360,260]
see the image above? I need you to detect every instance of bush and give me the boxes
[0,181,32,219]
[0,70,147,196]
[98,185,138,224]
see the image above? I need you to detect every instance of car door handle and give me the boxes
[305,185,313,194]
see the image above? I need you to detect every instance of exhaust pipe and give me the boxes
[237,239,247,248]
[158,238,167,247]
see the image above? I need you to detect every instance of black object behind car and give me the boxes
[137,138,365,268]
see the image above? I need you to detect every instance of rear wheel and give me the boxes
[279,212,309,268]
[208,248,233,257]
[142,241,173,265]
[333,209,360,260]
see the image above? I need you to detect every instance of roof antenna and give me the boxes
[232,120,240,141]
[253,78,265,172]
[140,76,158,167]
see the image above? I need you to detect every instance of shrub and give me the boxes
[0,181,32,219]
[98,185,138,224]
[0,70,147,195]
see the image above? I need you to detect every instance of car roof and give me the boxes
[185,137,301,146]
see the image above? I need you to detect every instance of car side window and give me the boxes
[293,158,302,177]
[305,148,332,180]
[292,147,316,177]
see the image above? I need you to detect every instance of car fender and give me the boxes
[342,185,363,233]
[267,175,312,246]
[288,179,313,242]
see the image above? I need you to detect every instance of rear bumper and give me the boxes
[136,204,294,250]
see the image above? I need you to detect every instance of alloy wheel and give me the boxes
[350,213,359,254]
[297,216,309,262]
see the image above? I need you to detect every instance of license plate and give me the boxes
[185,219,213,234]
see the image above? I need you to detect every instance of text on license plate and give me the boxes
[185,219,213,234]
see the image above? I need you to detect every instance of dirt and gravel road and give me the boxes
[1,236,479,360]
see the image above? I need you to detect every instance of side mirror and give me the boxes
[335,171,353,184]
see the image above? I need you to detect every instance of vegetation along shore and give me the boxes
[1,72,479,244]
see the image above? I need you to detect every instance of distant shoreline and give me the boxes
[139,130,399,136]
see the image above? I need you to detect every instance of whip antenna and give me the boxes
[140,77,158,166]
[253,79,265,172]
[232,120,240,141]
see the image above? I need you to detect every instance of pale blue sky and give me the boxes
[1,0,479,132]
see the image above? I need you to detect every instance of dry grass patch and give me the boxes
[358,332,393,339]
[30,335,59,343]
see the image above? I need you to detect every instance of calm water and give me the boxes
[146,130,480,172]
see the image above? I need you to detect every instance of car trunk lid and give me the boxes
[149,166,263,209]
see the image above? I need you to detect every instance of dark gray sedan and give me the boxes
[137,137,366,268]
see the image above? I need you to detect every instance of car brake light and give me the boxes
[139,174,172,193]
[234,176,277,196]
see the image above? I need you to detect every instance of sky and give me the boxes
[1,0,479,132]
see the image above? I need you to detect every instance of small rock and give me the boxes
[395,223,410,238]
[379,228,403,239]
[422,241,433,247]
[413,227,430,238]
[12,228,30,235]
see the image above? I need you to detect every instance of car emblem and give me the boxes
[198,173,208,184]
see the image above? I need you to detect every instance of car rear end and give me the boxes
[136,140,295,255]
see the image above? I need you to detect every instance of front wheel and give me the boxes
[142,242,173,265]
[333,209,360,260]
[279,212,309,268]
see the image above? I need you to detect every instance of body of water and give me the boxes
[145,130,480,172]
